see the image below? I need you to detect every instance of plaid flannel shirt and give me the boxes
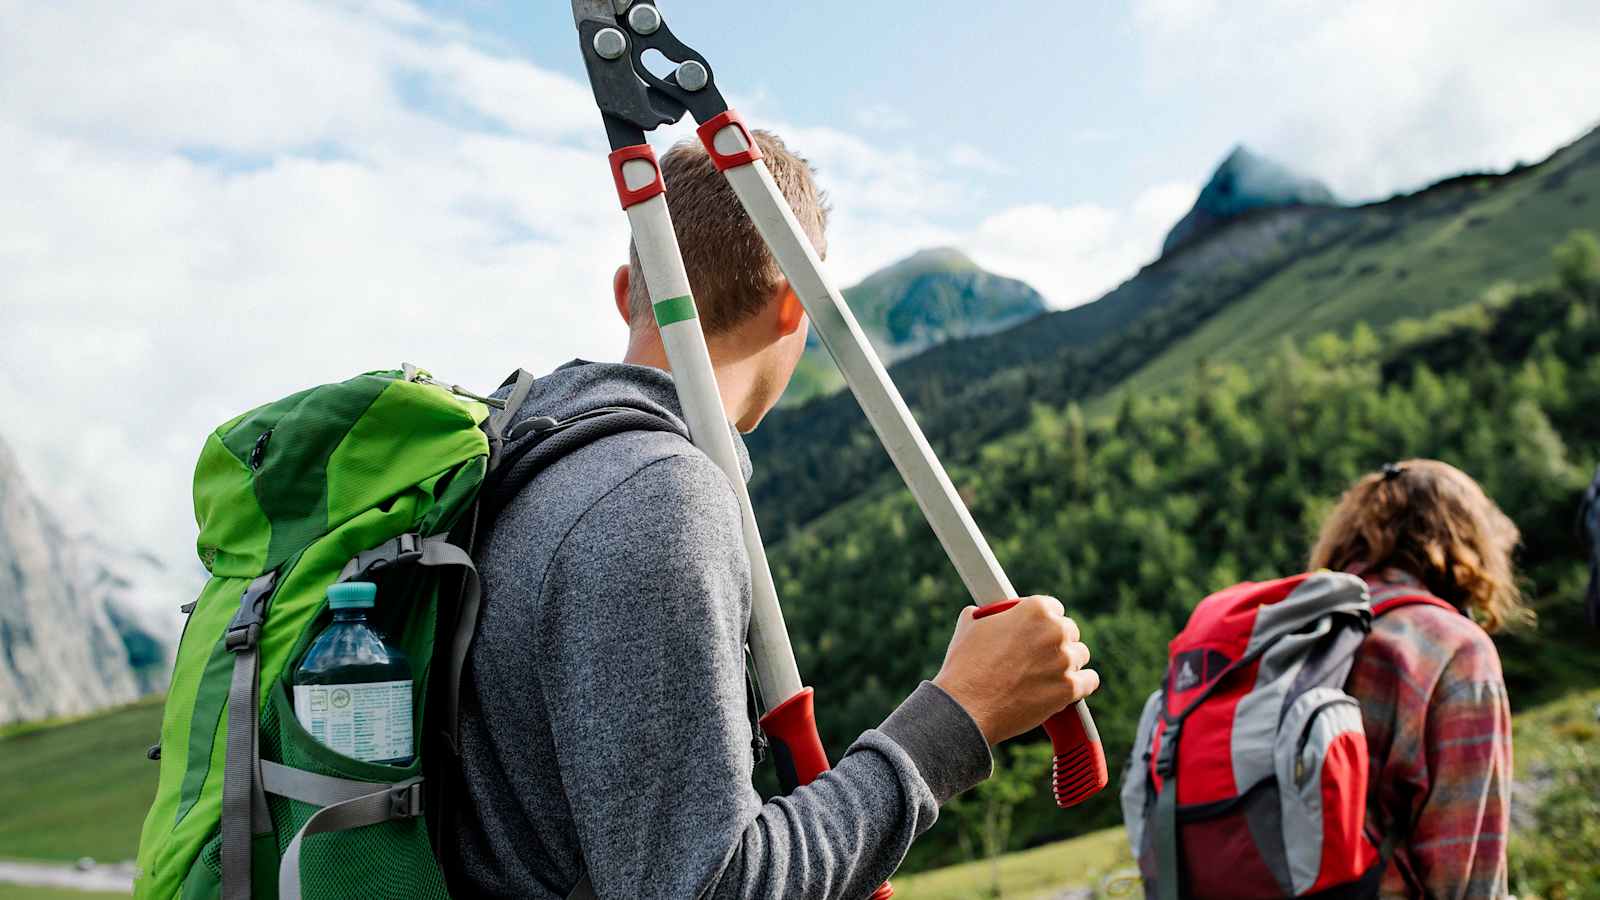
[1346,573,1513,899]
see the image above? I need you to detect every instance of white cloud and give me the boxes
[1133,181,1201,229]
[0,0,1001,616]
[962,182,1197,308]
[0,2,660,611]
[1131,0,1600,200]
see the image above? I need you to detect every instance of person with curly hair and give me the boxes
[1310,460,1529,898]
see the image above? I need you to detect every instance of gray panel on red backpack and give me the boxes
[1122,572,1382,899]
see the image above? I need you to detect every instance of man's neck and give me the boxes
[623,330,756,430]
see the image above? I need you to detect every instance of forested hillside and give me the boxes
[749,125,1600,539]
[769,234,1600,870]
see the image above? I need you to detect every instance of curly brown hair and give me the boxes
[1309,459,1532,633]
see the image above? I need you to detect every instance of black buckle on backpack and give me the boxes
[394,533,423,565]
[224,619,260,652]
[226,572,279,653]
[1153,722,1181,779]
[369,534,423,574]
[390,779,425,818]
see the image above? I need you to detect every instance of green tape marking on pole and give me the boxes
[654,295,698,327]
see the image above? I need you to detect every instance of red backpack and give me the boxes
[1119,572,1457,899]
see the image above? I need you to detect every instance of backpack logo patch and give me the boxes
[1169,648,1231,694]
[1176,659,1200,691]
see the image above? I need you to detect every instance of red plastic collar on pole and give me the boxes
[609,144,665,210]
[757,687,829,787]
[696,109,763,171]
[757,688,894,898]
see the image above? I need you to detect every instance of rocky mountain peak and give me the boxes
[0,433,172,724]
[1162,144,1339,255]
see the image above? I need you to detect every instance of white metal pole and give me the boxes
[701,124,1107,808]
[619,155,805,705]
[704,127,1017,606]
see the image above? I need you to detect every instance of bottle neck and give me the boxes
[331,608,369,622]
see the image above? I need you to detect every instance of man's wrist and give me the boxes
[930,674,994,746]
[878,681,993,805]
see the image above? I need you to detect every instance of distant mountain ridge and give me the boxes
[1162,145,1339,254]
[0,435,171,724]
[748,122,1600,537]
[783,248,1047,405]
[844,247,1048,350]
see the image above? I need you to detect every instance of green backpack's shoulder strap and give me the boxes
[432,405,684,900]
[219,571,281,900]
[484,369,538,469]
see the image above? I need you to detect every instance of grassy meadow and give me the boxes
[1,689,1595,897]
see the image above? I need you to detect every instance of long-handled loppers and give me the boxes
[569,2,1109,889]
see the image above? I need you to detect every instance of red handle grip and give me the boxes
[759,689,895,898]
[972,600,1109,808]
[758,687,830,791]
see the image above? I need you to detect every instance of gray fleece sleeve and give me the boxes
[536,453,992,899]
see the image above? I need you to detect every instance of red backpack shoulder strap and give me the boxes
[1369,585,1459,618]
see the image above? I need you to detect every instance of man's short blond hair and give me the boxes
[627,130,829,334]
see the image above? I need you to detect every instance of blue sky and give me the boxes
[417,1,1161,211]
[415,0,1600,220]
[2,0,1598,626]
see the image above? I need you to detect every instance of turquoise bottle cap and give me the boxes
[327,582,377,610]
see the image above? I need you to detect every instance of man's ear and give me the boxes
[613,265,633,325]
[775,282,805,337]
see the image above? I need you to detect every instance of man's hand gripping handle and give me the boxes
[972,600,1109,807]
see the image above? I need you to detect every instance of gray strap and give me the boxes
[417,536,481,750]
[261,760,388,807]
[337,533,424,583]
[278,777,424,900]
[1150,725,1181,900]
[1369,585,1418,605]
[221,572,279,900]
[486,369,538,466]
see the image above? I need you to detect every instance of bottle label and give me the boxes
[293,680,413,763]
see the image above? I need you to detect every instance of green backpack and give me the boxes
[134,366,673,900]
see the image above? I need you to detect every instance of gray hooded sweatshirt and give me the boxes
[451,360,992,899]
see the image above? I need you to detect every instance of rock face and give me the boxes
[0,435,171,724]
[1162,145,1339,255]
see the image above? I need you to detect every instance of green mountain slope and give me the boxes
[0,698,161,863]
[1120,129,1600,403]
[770,249,1600,869]
[747,124,1600,539]
[781,248,1048,406]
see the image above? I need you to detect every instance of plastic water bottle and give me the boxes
[291,582,414,765]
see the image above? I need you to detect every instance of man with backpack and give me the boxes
[449,130,1101,899]
[1122,460,1519,898]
